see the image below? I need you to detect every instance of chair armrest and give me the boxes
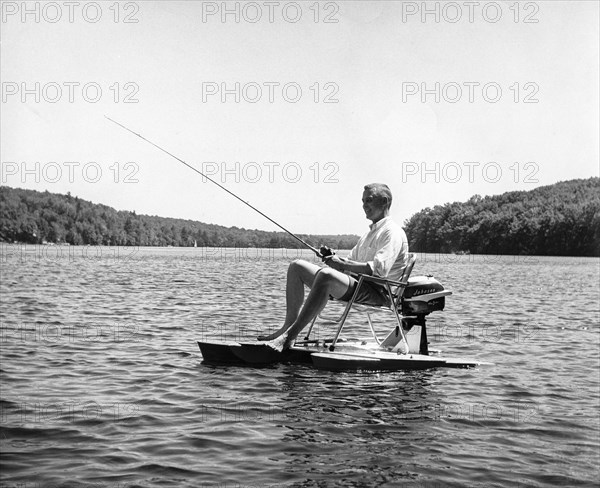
[353,273,406,288]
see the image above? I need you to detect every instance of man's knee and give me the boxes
[288,259,320,280]
[313,267,338,285]
[289,258,309,272]
[313,268,350,298]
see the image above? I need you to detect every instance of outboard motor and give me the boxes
[401,276,451,316]
[397,276,452,355]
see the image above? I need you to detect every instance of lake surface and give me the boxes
[1,245,599,487]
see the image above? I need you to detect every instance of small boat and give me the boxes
[197,338,485,371]
[198,256,490,371]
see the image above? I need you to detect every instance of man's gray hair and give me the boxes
[364,183,392,209]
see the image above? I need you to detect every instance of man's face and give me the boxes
[362,189,386,222]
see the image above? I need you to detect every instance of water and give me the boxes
[1,245,599,487]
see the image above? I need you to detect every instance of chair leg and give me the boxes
[304,316,318,341]
[366,312,381,345]
[385,281,409,354]
[390,310,409,354]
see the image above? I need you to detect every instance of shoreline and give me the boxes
[1,243,597,261]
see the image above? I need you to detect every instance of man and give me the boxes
[259,183,409,351]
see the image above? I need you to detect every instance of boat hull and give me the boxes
[197,340,486,371]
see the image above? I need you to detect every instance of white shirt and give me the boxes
[347,217,409,282]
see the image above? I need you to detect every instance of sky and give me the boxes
[1,0,599,236]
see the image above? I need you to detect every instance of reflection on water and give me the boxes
[0,246,598,487]
[278,369,441,484]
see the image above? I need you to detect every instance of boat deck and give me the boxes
[197,340,487,371]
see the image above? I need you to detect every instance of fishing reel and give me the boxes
[319,246,336,260]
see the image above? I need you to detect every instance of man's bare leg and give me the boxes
[264,267,352,350]
[257,259,322,340]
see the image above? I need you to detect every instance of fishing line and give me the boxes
[104,115,324,257]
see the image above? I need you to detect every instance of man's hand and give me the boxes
[324,255,346,272]
[319,246,335,258]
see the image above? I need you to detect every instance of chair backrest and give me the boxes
[399,252,416,285]
[391,252,416,304]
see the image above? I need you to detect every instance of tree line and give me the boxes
[0,186,358,250]
[1,177,599,256]
[403,177,599,256]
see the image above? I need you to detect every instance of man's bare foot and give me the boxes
[262,335,290,353]
[257,325,289,341]
[257,331,280,341]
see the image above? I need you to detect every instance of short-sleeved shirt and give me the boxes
[347,217,409,282]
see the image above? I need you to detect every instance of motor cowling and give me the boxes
[401,275,451,316]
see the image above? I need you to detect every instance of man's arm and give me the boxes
[326,226,406,278]
[323,255,372,275]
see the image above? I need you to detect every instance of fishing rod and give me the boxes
[104,116,330,258]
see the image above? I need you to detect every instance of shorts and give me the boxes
[339,275,390,307]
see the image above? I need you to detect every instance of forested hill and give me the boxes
[2,178,599,256]
[403,177,600,257]
[0,186,359,249]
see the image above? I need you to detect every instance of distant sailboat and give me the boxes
[194,240,197,248]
